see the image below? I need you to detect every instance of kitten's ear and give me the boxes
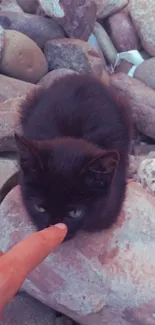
[14,133,44,172]
[81,150,120,190]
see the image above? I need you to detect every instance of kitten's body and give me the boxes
[15,74,132,240]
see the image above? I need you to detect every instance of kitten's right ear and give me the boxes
[15,133,44,173]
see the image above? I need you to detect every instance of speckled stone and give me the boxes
[134,58,155,90]
[1,182,155,325]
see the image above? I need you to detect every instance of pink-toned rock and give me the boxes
[17,0,39,13]
[0,158,17,191]
[94,0,129,19]
[0,79,42,152]
[129,0,155,56]
[39,0,97,41]
[44,38,104,77]
[0,181,155,325]
[0,11,65,49]
[107,11,139,52]
[134,58,155,90]
[38,68,78,89]
[108,73,155,140]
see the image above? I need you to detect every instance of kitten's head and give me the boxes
[15,134,120,240]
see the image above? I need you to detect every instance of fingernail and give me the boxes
[54,223,67,230]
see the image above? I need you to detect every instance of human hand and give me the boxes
[0,223,67,316]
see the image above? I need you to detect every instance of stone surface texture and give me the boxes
[0,11,65,49]
[134,58,155,90]
[129,0,155,56]
[108,73,155,140]
[39,0,96,41]
[1,292,56,325]
[93,22,117,65]
[0,158,17,190]
[138,158,155,195]
[16,0,39,14]
[44,38,104,77]
[107,11,139,52]
[0,30,48,83]
[0,182,155,325]
[0,0,23,12]
[95,0,129,19]
[38,68,78,89]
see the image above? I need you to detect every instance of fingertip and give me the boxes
[54,223,67,230]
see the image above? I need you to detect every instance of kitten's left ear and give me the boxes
[14,133,44,172]
[81,150,120,190]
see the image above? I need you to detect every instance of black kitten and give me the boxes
[14,74,132,240]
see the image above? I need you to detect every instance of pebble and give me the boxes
[138,158,155,195]
[94,0,129,19]
[109,73,155,140]
[44,38,104,77]
[93,22,117,65]
[134,58,155,90]
[16,0,39,14]
[0,30,48,83]
[0,11,65,49]
[38,68,78,89]
[129,0,155,56]
[39,0,97,41]
[107,11,139,52]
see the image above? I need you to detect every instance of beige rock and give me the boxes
[1,182,155,325]
[108,73,155,140]
[38,68,78,89]
[93,22,117,65]
[44,38,104,77]
[129,0,155,56]
[0,30,48,83]
[39,0,96,41]
[0,0,23,12]
[94,0,129,19]
[107,11,139,52]
[134,58,155,90]
[138,158,155,195]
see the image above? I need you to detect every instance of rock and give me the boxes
[1,182,155,325]
[115,60,133,74]
[94,0,129,19]
[88,33,107,68]
[39,0,96,41]
[38,68,78,89]
[44,38,104,77]
[0,30,48,83]
[0,0,23,12]
[0,11,65,49]
[0,26,5,61]
[93,22,117,65]
[107,12,139,52]
[129,0,155,56]
[0,74,41,102]
[134,58,155,90]
[108,73,155,140]
[0,158,17,192]
[1,292,56,325]
[0,82,42,152]
[138,158,155,195]
[16,0,39,13]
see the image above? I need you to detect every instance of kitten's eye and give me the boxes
[34,204,46,213]
[68,208,83,219]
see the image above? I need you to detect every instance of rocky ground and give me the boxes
[0,0,155,325]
